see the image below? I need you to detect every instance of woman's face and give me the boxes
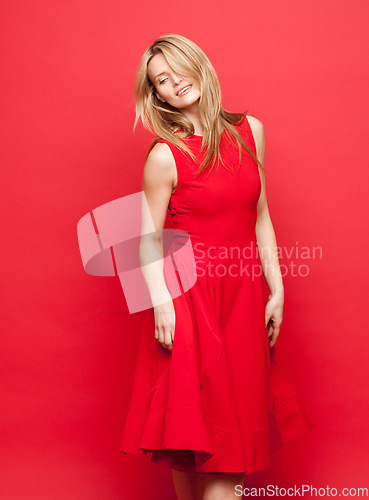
[147,52,201,109]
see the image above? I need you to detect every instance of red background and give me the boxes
[1,1,368,498]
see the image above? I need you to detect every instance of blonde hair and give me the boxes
[133,33,263,175]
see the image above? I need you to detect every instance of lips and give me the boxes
[176,84,192,96]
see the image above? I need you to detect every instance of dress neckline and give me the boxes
[180,127,226,139]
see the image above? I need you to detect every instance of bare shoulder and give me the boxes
[245,115,265,159]
[245,115,264,142]
[146,141,175,167]
[144,142,177,191]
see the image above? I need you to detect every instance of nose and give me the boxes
[173,73,183,85]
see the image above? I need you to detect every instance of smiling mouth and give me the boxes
[177,85,192,96]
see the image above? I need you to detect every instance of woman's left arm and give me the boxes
[247,116,284,347]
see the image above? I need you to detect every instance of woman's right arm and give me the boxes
[139,142,177,352]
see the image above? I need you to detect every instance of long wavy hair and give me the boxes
[133,33,263,176]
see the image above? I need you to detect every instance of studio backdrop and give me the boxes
[1,0,368,498]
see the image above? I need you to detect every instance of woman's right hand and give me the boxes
[153,299,176,352]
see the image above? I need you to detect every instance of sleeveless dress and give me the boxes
[119,116,313,474]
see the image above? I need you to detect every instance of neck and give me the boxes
[180,100,203,136]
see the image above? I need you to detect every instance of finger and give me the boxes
[268,323,274,337]
[164,330,173,351]
[273,324,281,337]
[158,329,168,350]
[265,313,271,329]
[270,334,278,347]
[270,329,280,347]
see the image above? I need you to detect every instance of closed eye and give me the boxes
[159,78,167,85]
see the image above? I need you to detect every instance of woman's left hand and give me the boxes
[265,291,284,347]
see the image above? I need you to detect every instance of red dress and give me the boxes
[119,116,313,474]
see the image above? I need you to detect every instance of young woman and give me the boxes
[120,33,313,499]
